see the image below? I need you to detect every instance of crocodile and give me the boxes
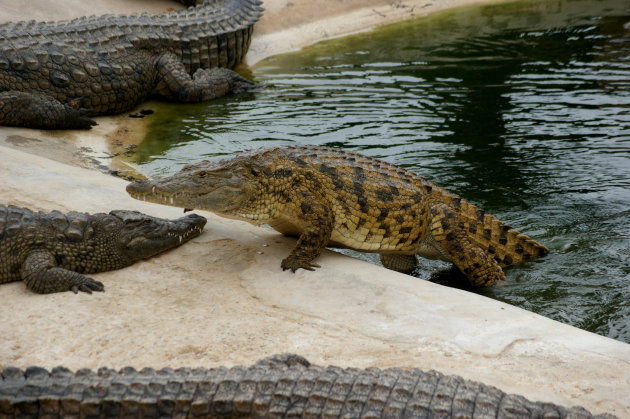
[126,146,548,287]
[0,353,614,418]
[0,205,206,294]
[0,0,262,129]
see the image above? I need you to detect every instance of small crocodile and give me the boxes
[0,205,206,294]
[0,0,262,129]
[126,146,548,286]
[0,354,615,418]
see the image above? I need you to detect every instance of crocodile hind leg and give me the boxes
[153,53,255,102]
[21,250,104,294]
[0,91,97,129]
[429,202,505,286]
[380,253,417,273]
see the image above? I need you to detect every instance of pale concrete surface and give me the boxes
[1,146,629,416]
[0,0,185,22]
[0,0,629,417]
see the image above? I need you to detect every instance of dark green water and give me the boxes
[130,0,630,342]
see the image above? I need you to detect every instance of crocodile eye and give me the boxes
[196,171,208,178]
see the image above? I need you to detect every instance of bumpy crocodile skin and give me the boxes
[127,146,548,286]
[0,205,205,294]
[0,0,262,129]
[0,354,615,418]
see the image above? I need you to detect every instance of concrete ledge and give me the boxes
[1,145,629,416]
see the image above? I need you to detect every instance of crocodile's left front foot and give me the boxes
[69,276,105,294]
[281,255,321,272]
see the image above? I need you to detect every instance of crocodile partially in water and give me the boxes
[126,146,548,287]
[0,205,206,294]
[0,354,614,418]
[0,0,262,129]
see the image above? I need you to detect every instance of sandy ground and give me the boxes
[0,0,629,417]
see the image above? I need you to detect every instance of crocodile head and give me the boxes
[126,156,262,216]
[94,210,207,262]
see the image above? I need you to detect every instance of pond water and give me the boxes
[127,0,630,342]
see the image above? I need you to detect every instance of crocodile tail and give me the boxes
[428,185,548,267]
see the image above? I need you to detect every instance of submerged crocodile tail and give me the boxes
[431,188,548,267]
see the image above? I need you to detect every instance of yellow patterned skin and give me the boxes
[127,146,548,286]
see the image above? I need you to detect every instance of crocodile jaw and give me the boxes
[126,171,251,215]
[107,210,207,261]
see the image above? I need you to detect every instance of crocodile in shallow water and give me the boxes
[126,146,548,287]
[0,354,615,418]
[0,205,206,294]
[0,0,262,129]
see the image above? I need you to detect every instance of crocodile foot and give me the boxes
[69,276,105,294]
[0,91,97,129]
[192,67,257,95]
[280,255,321,272]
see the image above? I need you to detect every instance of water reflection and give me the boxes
[130,0,630,342]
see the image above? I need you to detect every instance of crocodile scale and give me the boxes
[0,0,262,129]
[0,205,206,294]
[127,146,549,286]
[0,354,614,418]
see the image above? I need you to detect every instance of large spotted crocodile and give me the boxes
[126,145,548,287]
[0,0,262,129]
[0,205,205,294]
[0,354,614,418]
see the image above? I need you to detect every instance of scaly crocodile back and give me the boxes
[0,354,612,418]
[0,0,263,72]
[276,146,548,267]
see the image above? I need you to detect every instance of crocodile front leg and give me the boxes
[21,250,104,294]
[153,53,255,102]
[0,91,97,129]
[429,202,505,286]
[278,194,334,272]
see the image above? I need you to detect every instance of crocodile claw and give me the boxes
[231,75,257,94]
[281,256,320,272]
[70,277,105,294]
[64,105,97,129]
